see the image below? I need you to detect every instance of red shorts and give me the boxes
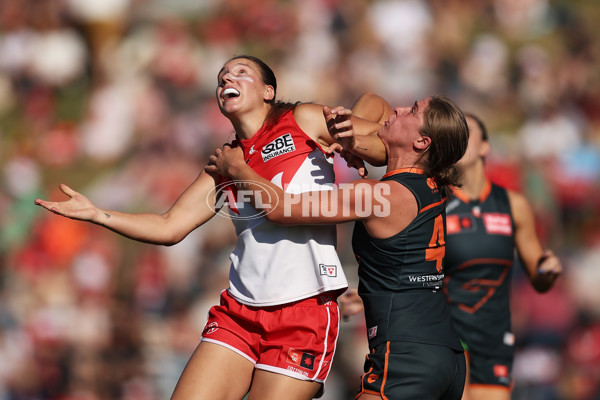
[201,290,341,383]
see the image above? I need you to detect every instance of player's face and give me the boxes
[456,116,489,169]
[378,97,430,150]
[216,58,273,116]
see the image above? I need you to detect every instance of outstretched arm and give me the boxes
[509,190,562,292]
[35,171,219,246]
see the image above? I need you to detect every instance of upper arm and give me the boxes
[351,92,394,124]
[293,103,381,145]
[161,170,219,240]
[294,103,386,165]
[509,190,544,279]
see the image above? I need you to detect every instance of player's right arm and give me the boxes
[509,190,562,292]
[34,171,219,246]
[351,91,394,124]
[321,92,394,167]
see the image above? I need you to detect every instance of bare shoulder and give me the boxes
[507,189,530,211]
[361,178,419,238]
[387,180,419,213]
[293,103,329,142]
[507,189,534,225]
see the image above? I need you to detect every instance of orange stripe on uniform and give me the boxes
[355,354,375,400]
[420,197,447,213]
[382,168,425,178]
[380,341,391,400]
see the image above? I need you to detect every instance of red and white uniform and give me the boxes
[225,110,348,306]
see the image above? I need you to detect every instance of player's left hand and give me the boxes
[325,143,368,178]
[536,250,562,288]
[205,143,245,178]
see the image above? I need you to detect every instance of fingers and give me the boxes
[35,184,75,209]
[358,166,368,178]
[325,143,344,156]
[59,184,77,198]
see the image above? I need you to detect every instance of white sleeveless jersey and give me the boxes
[221,110,348,306]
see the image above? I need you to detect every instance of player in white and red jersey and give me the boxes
[35,55,381,400]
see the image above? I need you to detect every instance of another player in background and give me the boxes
[207,95,470,400]
[442,113,562,400]
[35,55,379,400]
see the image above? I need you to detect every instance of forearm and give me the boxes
[95,209,185,245]
[347,132,387,166]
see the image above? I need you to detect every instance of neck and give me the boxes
[457,161,487,199]
[385,150,423,175]
[229,105,271,140]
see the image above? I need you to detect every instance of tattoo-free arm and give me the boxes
[509,190,562,292]
[351,91,394,125]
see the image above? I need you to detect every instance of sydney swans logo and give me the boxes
[207,180,280,220]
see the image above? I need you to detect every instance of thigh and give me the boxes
[248,369,322,400]
[170,341,254,400]
[468,386,511,400]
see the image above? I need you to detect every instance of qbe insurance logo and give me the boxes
[207,179,280,221]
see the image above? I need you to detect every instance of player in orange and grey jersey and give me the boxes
[443,113,562,400]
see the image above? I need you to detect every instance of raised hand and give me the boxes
[324,143,368,178]
[205,144,246,179]
[34,184,101,223]
[323,105,356,150]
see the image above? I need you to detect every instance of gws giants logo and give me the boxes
[207,179,280,220]
[261,133,295,161]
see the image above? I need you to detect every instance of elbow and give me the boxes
[160,230,188,246]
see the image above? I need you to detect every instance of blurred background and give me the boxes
[0,0,599,399]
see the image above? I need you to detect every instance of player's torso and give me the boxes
[226,110,347,306]
[443,182,516,353]
[353,170,461,351]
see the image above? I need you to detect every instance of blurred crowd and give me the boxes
[0,0,599,399]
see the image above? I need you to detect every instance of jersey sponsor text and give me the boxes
[261,133,295,161]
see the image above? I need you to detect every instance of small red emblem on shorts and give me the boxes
[202,322,218,335]
[367,374,379,384]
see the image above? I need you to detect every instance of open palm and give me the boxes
[35,184,99,222]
